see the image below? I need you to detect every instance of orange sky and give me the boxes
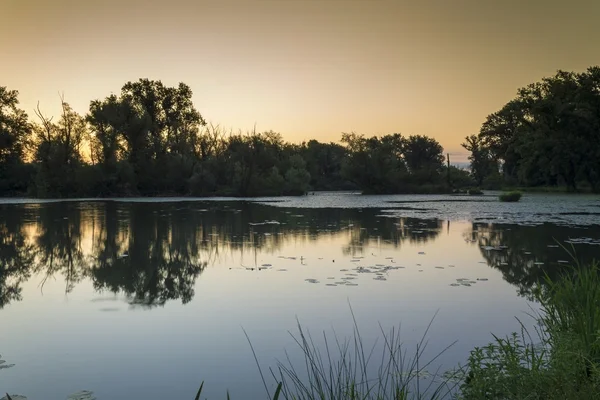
[2,0,600,161]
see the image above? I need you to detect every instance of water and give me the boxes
[1,192,600,399]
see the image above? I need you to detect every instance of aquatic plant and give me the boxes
[240,308,460,400]
[461,260,600,399]
[498,191,522,202]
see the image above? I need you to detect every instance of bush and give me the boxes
[461,261,600,399]
[499,191,522,202]
[468,188,483,195]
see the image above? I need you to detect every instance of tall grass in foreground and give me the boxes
[192,310,460,400]
[271,313,459,399]
[461,259,600,399]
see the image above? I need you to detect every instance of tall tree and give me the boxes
[0,87,33,193]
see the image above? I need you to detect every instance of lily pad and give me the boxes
[66,391,96,400]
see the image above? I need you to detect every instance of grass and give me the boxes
[461,258,600,399]
[498,191,522,202]
[190,309,460,400]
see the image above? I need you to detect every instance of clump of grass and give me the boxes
[461,259,600,399]
[260,309,460,400]
[467,188,483,195]
[499,191,522,202]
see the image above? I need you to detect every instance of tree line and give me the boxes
[463,66,600,191]
[0,79,466,198]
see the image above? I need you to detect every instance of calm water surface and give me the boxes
[1,193,600,399]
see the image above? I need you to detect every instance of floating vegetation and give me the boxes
[418,251,426,255]
[460,282,472,287]
[277,269,287,271]
[249,220,281,226]
[448,265,455,267]
[305,279,319,284]
[476,278,489,281]
[98,307,119,312]
[66,391,96,400]
[373,276,387,281]
[325,284,337,287]
[339,269,348,271]
[341,277,356,280]
[261,264,272,267]
[435,266,444,269]
[449,283,460,287]
[1,395,27,400]
[327,277,335,279]
[0,355,15,370]
[345,283,359,286]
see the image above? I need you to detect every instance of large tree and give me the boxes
[0,87,33,193]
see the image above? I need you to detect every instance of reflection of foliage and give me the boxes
[0,202,447,308]
[0,205,35,308]
[89,203,207,307]
[466,222,600,299]
[34,203,87,294]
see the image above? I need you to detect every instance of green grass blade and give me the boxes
[194,381,204,400]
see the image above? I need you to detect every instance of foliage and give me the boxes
[461,261,600,399]
[464,66,600,192]
[0,80,475,198]
[0,87,33,194]
[499,191,522,202]
[467,188,483,195]
[340,132,451,194]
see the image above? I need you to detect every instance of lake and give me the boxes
[1,192,600,399]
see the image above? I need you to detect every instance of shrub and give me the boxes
[499,191,522,202]
[468,188,483,195]
[461,261,600,399]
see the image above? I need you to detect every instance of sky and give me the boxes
[2,0,600,161]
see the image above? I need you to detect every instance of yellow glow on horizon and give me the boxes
[2,0,600,163]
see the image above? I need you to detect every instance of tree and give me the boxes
[0,87,33,194]
[32,98,87,197]
[461,135,499,187]
[468,67,600,191]
[284,155,311,195]
[402,135,445,177]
